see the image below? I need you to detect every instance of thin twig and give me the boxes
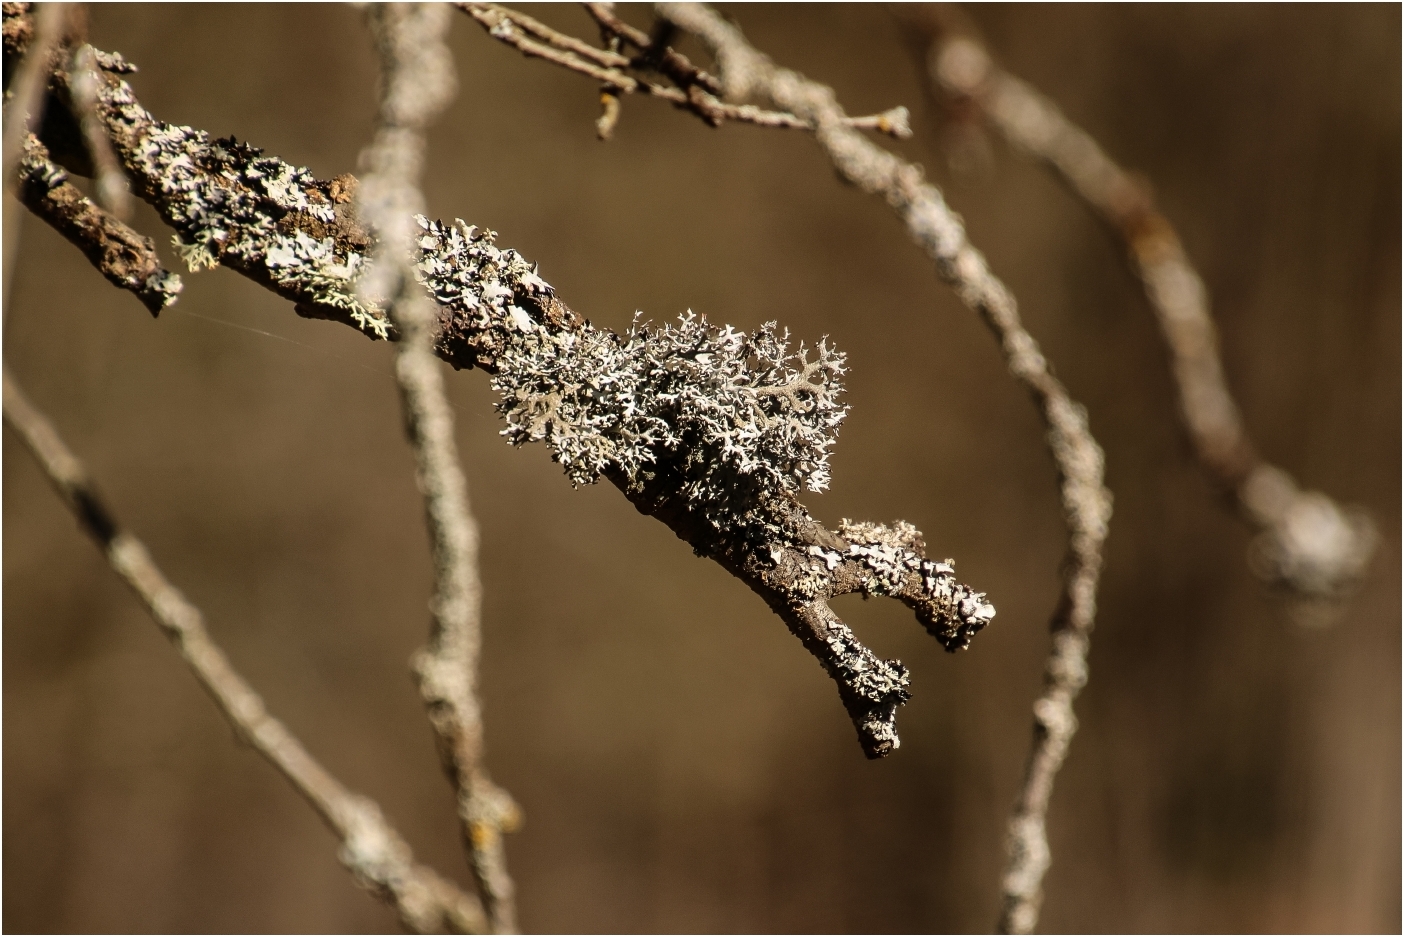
[1,0,65,188]
[67,40,132,219]
[459,2,912,139]
[358,5,519,932]
[909,7,1375,615]
[655,6,1112,935]
[1,368,486,936]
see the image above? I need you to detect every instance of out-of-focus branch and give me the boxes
[1,0,64,187]
[655,6,1112,935]
[67,39,131,218]
[1,368,486,935]
[14,130,180,313]
[459,3,911,140]
[907,6,1375,613]
[357,5,520,933]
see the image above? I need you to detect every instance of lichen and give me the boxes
[414,216,849,538]
[96,77,390,338]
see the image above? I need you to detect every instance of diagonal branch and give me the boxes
[7,3,994,759]
[653,5,1112,934]
[907,6,1375,614]
[357,4,519,932]
[2,368,487,936]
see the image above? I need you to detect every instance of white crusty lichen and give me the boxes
[414,216,849,535]
[96,76,389,337]
[839,519,996,641]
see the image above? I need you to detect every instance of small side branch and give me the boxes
[15,130,181,313]
[358,5,519,932]
[909,7,1375,611]
[655,6,1112,934]
[459,2,911,139]
[2,369,486,936]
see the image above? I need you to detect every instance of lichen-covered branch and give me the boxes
[460,3,911,140]
[358,5,519,932]
[14,130,181,313]
[2,369,486,936]
[909,6,1375,610]
[653,5,1112,933]
[6,2,994,758]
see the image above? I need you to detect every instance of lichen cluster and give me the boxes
[414,217,850,536]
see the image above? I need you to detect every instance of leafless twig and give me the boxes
[460,3,911,139]
[357,5,519,932]
[910,7,1375,618]
[1,368,487,935]
[67,38,132,219]
[654,6,1112,934]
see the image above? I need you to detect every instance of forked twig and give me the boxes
[459,2,910,140]
[654,6,1113,935]
[358,4,519,931]
[2,369,486,936]
[909,6,1375,618]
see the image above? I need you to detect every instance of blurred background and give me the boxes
[3,4,1398,933]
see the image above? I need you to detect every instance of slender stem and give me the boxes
[358,5,519,931]
[2,368,487,935]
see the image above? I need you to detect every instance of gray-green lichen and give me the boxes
[414,216,848,539]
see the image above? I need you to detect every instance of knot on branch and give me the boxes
[1241,465,1377,615]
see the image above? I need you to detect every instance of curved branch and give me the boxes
[22,13,995,758]
[652,5,1112,933]
[908,6,1375,610]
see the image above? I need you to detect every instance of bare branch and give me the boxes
[1,368,487,936]
[357,4,519,933]
[17,5,996,758]
[1,0,64,188]
[654,6,1112,934]
[459,3,912,139]
[67,40,132,219]
[910,7,1376,615]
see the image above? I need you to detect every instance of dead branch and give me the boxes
[459,3,911,139]
[14,129,180,313]
[358,4,519,932]
[6,3,995,760]
[654,6,1113,935]
[908,6,1375,615]
[2,368,487,936]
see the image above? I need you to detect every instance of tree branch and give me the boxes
[2,368,487,936]
[8,2,995,759]
[357,4,519,932]
[653,5,1112,934]
[907,6,1376,613]
[459,3,911,139]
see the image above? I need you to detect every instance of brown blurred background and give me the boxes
[4,4,1398,933]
